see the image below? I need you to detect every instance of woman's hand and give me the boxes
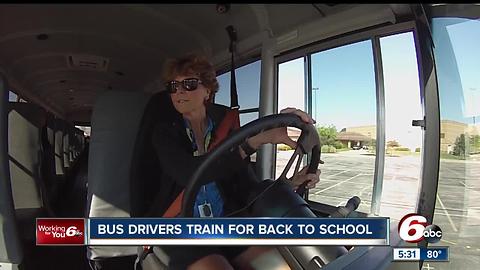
[291,166,321,189]
[280,107,316,125]
[247,107,315,149]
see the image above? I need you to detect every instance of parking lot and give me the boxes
[275,149,480,270]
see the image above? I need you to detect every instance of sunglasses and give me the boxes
[166,78,203,93]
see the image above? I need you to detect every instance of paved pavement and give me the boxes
[275,149,480,270]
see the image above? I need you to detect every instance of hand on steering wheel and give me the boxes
[291,166,321,190]
[181,112,321,218]
[247,107,316,150]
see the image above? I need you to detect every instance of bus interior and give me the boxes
[0,4,479,270]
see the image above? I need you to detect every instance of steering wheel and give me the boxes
[180,113,320,217]
[180,113,349,266]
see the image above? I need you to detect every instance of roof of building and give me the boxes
[287,127,301,138]
[337,131,371,142]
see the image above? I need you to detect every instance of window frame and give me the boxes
[273,21,433,216]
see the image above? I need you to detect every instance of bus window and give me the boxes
[216,60,261,125]
[309,40,377,214]
[276,57,306,179]
[379,31,423,220]
[239,112,259,127]
[430,17,480,270]
[275,29,425,218]
[8,91,18,102]
[278,58,305,113]
[75,125,91,137]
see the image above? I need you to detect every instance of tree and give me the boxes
[470,135,480,154]
[368,139,376,151]
[387,140,399,148]
[453,134,466,157]
[317,125,337,146]
[386,140,400,156]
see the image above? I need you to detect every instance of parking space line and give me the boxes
[315,174,362,195]
[321,173,373,182]
[436,193,458,232]
[320,179,344,182]
[434,211,480,219]
[357,186,370,195]
[326,169,351,179]
[443,166,462,176]
[459,180,479,191]
[357,186,371,207]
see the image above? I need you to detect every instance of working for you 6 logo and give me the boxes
[36,218,85,245]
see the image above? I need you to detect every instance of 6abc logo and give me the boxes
[398,213,442,243]
[63,226,83,237]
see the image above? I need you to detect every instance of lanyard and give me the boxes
[184,118,213,156]
[184,118,214,204]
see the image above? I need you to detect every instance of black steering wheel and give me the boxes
[180,113,350,266]
[180,113,320,217]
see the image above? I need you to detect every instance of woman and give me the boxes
[150,53,320,270]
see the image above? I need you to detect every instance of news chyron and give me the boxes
[392,213,449,262]
[35,215,449,263]
[36,217,389,246]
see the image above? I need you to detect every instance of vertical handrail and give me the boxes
[258,33,276,180]
[371,37,386,216]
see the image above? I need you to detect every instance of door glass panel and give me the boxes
[310,40,376,214]
[379,32,423,220]
[430,17,480,270]
[276,57,306,179]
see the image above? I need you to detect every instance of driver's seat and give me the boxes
[86,90,169,269]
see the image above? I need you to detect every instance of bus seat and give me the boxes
[86,90,166,269]
[75,129,83,158]
[68,127,75,163]
[8,102,53,241]
[63,128,70,168]
[0,76,23,268]
[42,113,60,206]
[54,119,65,176]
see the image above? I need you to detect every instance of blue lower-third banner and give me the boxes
[88,218,389,246]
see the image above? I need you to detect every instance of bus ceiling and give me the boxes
[0,4,420,123]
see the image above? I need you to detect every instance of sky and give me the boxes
[310,39,377,130]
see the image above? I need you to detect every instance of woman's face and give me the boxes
[169,75,210,115]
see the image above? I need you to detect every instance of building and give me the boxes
[345,125,376,140]
[341,121,480,153]
[287,127,301,141]
[336,131,372,149]
[440,120,480,153]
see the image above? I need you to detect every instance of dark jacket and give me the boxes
[146,96,256,217]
